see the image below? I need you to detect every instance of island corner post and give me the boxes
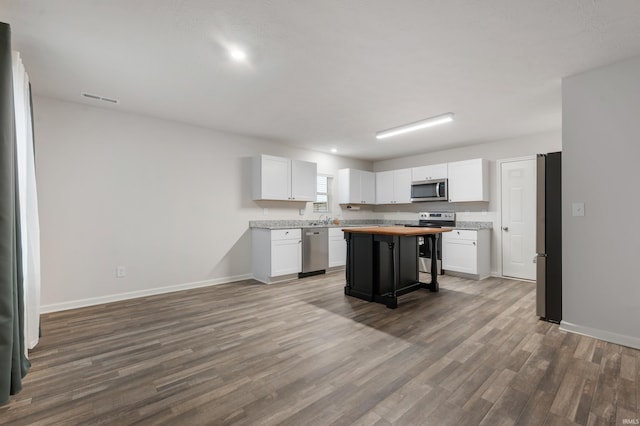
[342,226,452,308]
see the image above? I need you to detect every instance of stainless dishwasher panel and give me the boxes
[302,228,328,273]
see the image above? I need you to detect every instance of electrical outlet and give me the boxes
[116,266,126,278]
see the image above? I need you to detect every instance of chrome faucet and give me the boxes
[318,214,330,225]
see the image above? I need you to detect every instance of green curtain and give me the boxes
[0,21,30,406]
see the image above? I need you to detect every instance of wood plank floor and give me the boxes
[1,271,638,425]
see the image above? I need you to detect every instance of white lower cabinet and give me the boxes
[442,229,490,279]
[252,228,302,283]
[328,227,346,267]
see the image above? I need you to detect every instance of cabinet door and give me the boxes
[411,163,448,181]
[442,239,477,274]
[393,168,412,203]
[256,155,291,200]
[271,239,301,276]
[338,168,363,204]
[375,171,395,204]
[360,171,376,204]
[328,235,347,267]
[448,159,488,202]
[337,169,352,204]
[291,159,317,201]
[337,168,375,204]
[350,169,363,203]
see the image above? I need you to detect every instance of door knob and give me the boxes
[502,227,509,231]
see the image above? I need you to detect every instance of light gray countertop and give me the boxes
[249,219,385,229]
[249,219,492,231]
[454,221,493,230]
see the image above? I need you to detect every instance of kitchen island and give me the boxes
[342,226,452,308]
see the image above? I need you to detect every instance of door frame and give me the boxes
[496,155,537,280]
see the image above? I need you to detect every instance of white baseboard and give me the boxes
[253,272,299,285]
[40,274,253,314]
[560,321,640,350]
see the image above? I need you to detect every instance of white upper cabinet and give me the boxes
[375,168,411,204]
[337,168,375,204]
[411,163,448,182]
[375,171,394,204]
[394,169,412,203]
[360,171,376,203]
[290,159,317,201]
[447,158,489,202]
[254,155,290,200]
[253,155,317,201]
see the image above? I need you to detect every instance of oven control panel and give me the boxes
[418,211,455,222]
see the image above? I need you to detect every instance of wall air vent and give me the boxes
[81,92,119,104]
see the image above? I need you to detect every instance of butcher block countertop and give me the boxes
[341,226,452,236]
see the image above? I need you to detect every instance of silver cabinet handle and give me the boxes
[502,227,509,231]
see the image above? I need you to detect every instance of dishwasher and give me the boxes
[299,227,328,278]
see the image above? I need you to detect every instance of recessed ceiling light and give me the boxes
[229,48,247,61]
[331,148,337,153]
[376,112,454,140]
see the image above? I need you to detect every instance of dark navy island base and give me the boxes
[342,226,452,309]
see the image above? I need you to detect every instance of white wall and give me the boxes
[34,96,372,312]
[561,56,640,349]
[372,130,562,275]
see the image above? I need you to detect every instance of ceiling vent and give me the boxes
[81,92,119,104]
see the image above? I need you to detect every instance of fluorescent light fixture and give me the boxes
[331,148,337,153]
[375,112,454,140]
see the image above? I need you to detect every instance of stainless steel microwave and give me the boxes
[411,178,448,202]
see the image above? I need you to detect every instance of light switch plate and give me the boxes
[116,266,126,278]
[572,202,585,217]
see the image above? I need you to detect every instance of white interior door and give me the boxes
[501,159,536,280]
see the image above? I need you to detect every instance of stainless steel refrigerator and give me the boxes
[536,152,562,323]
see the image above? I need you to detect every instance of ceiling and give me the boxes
[3,1,640,161]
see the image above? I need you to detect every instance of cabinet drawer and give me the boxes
[271,229,301,241]
[443,229,477,241]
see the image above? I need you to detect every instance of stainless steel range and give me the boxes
[406,212,455,274]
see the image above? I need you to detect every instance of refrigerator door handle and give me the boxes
[536,254,547,318]
[536,155,546,254]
